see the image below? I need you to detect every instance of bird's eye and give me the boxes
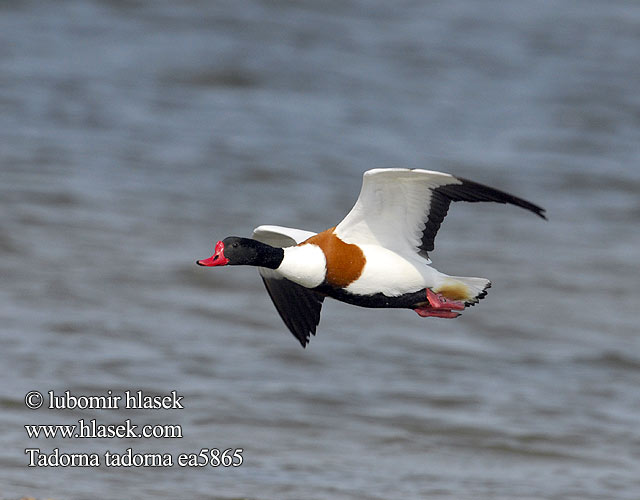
[232,242,239,248]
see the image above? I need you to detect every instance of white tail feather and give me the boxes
[437,276,491,306]
[455,276,491,305]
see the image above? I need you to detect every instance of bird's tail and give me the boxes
[435,276,491,307]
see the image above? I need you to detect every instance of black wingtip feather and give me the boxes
[419,177,546,256]
[454,177,547,220]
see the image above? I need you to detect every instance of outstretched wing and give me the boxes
[252,225,317,248]
[335,168,546,260]
[252,225,325,347]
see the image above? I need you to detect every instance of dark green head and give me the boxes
[197,237,284,269]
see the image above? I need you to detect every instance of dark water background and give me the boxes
[1,1,639,499]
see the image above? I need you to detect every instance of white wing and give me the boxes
[252,225,324,348]
[335,168,546,261]
[252,225,316,247]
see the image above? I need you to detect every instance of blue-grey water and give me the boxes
[1,1,639,499]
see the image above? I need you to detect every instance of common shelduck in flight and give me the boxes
[197,168,546,347]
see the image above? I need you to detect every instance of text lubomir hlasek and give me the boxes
[47,390,184,410]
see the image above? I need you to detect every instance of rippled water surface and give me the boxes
[1,1,639,499]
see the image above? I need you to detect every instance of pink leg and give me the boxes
[426,289,466,310]
[413,289,466,319]
[414,308,460,319]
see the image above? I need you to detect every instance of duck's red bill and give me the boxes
[197,240,229,266]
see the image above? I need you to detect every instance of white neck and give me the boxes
[276,245,326,289]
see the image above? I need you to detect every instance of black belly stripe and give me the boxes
[314,285,428,309]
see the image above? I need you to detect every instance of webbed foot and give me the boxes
[413,289,466,319]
